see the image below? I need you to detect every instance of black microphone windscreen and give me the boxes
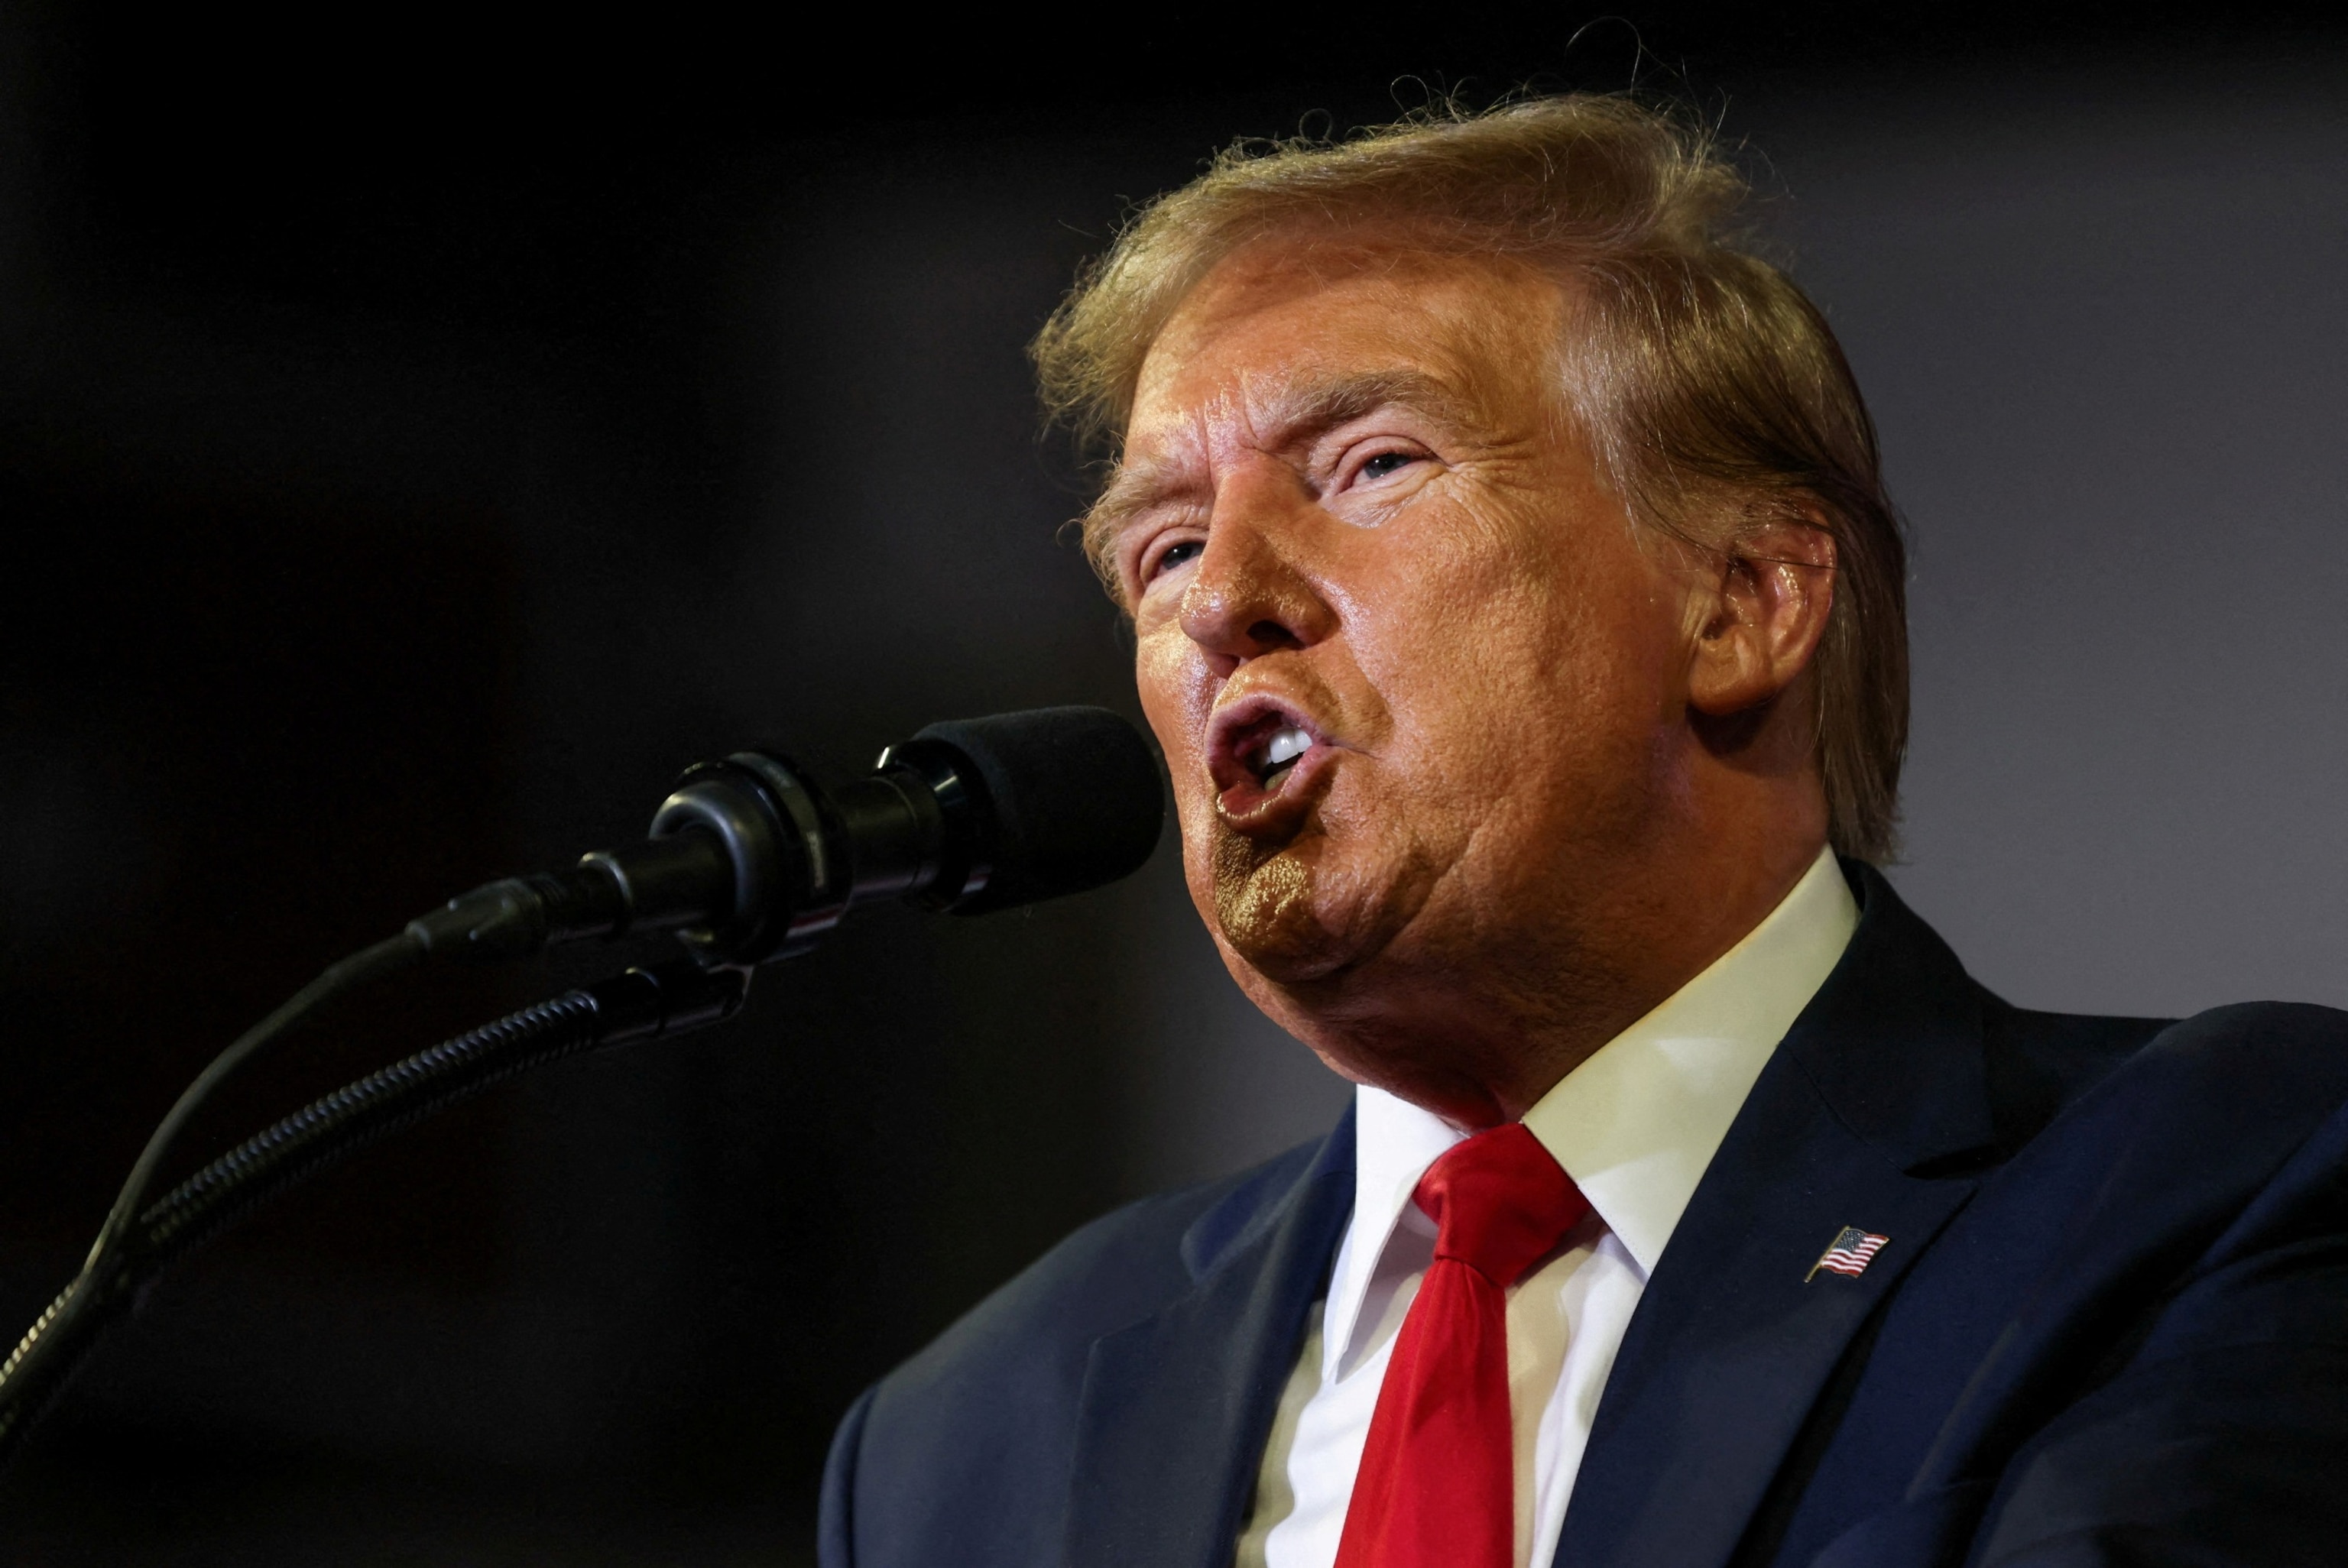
[911,707,1165,915]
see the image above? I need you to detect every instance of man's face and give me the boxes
[1104,236,1711,1085]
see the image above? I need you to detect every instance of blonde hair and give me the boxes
[1032,95,1908,863]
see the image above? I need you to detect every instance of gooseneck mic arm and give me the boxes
[0,962,744,1470]
[0,706,1163,1477]
[105,706,1162,1278]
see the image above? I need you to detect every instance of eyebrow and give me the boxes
[1254,365,1484,448]
[1083,366,1484,571]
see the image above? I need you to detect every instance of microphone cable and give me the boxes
[74,931,427,1288]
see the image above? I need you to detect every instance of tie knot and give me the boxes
[1412,1123,1590,1286]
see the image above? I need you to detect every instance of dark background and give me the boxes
[1,4,2342,1561]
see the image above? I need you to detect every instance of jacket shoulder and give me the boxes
[1979,993,2348,1157]
[822,1132,1332,1568]
[1977,992,2168,1152]
[1957,1002,2348,1564]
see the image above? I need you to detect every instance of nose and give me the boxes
[1177,466,1336,677]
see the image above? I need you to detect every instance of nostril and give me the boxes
[1247,619,1301,651]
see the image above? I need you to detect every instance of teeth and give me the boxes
[1263,727,1312,769]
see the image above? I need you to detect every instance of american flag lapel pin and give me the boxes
[1807,1226,1890,1282]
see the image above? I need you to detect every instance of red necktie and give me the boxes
[1333,1123,1592,1568]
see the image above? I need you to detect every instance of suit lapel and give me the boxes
[1061,1106,1356,1568]
[1553,867,1999,1568]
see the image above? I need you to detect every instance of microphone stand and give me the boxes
[0,705,1164,1482]
[0,960,746,1475]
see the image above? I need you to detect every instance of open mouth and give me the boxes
[1208,698,1335,826]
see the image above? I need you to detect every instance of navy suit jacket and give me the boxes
[820,865,2348,1566]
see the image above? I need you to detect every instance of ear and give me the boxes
[1686,517,1837,718]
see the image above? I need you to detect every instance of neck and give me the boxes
[1283,805,1831,1129]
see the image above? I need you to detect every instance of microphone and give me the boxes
[0,705,1163,1476]
[407,705,1165,967]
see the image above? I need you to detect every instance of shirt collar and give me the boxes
[1324,847,1858,1374]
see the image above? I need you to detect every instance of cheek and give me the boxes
[1343,523,1579,762]
[1344,512,1675,835]
[1134,627,1204,752]
[1133,626,1218,834]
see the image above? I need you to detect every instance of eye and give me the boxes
[1143,537,1204,582]
[1347,447,1429,488]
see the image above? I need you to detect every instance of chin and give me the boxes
[1205,824,1437,989]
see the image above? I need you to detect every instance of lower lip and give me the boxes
[1216,743,1338,829]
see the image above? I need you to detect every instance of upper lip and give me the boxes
[1206,692,1331,797]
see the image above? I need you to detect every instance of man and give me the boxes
[818,97,2348,1567]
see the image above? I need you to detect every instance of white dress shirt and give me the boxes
[1234,847,1859,1568]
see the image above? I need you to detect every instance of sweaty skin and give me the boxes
[1105,234,1839,1129]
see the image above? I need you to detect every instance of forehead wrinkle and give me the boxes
[1098,409,1212,520]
